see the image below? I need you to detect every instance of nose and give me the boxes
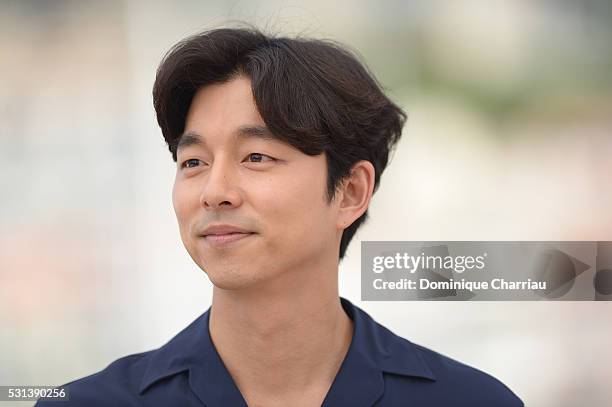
[199,157,243,210]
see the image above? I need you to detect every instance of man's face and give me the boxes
[173,75,343,290]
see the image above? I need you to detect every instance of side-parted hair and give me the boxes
[153,25,406,260]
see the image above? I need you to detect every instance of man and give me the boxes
[37,26,523,406]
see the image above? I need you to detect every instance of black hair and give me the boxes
[153,24,406,260]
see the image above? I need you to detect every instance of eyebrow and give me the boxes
[176,125,278,152]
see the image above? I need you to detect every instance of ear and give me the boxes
[336,160,376,230]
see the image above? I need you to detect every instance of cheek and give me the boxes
[172,185,184,222]
[172,182,197,235]
[261,177,330,243]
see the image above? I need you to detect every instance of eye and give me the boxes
[180,158,203,169]
[245,153,275,163]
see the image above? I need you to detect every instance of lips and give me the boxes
[201,224,253,236]
[199,224,256,248]
[202,231,254,247]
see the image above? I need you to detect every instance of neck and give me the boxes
[208,264,354,401]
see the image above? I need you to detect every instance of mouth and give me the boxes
[201,232,255,248]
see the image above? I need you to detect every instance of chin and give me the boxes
[204,267,263,291]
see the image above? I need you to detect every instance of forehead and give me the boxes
[179,76,282,151]
[185,75,261,132]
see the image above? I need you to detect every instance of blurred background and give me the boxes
[1,0,611,405]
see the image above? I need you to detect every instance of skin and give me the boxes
[172,75,375,406]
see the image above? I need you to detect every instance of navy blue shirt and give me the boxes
[37,297,523,406]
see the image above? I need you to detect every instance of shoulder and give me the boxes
[34,351,152,407]
[342,298,525,406]
[389,337,524,407]
[34,311,209,406]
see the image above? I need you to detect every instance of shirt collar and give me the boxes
[139,297,436,406]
